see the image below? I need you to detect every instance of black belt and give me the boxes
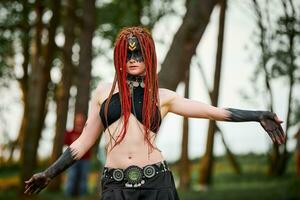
[102,160,169,188]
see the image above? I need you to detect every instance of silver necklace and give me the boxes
[126,76,145,88]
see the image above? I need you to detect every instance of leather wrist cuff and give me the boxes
[44,147,77,179]
[225,108,265,122]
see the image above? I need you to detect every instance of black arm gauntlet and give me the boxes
[44,147,77,179]
[225,108,274,122]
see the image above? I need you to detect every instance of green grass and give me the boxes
[1,154,299,200]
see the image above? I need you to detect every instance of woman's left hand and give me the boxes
[259,112,285,144]
[24,171,51,194]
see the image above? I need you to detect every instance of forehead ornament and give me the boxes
[128,41,136,51]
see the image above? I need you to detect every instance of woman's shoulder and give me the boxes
[96,82,113,92]
[93,82,114,105]
[158,88,179,103]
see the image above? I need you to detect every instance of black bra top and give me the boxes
[99,82,161,133]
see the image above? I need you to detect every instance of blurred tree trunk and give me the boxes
[8,0,31,163]
[251,0,298,176]
[198,0,227,186]
[74,0,96,119]
[197,57,241,175]
[179,68,191,190]
[159,0,218,90]
[251,0,280,176]
[276,0,297,174]
[20,0,61,193]
[48,0,77,191]
[295,126,300,178]
[252,0,283,176]
[217,127,241,174]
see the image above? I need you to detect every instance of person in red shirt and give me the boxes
[64,113,91,197]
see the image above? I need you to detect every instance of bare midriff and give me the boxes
[103,114,164,169]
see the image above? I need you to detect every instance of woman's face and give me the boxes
[125,36,146,76]
[126,59,146,76]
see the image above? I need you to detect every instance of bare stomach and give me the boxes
[103,114,164,169]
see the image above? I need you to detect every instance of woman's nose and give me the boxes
[129,59,136,63]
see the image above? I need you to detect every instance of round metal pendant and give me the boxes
[112,169,124,181]
[125,166,142,184]
[132,81,139,87]
[143,165,156,178]
[140,82,145,88]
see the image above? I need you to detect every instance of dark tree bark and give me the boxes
[196,61,241,175]
[294,126,300,178]
[48,0,77,191]
[199,0,227,186]
[158,0,218,90]
[252,0,281,176]
[277,0,297,174]
[179,68,191,190]
[20,0,61,193]
[216,127,241,174]
[74,0,96,119]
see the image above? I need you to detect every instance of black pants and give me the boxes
[101,170,180,200]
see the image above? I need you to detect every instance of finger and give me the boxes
[270,131,278,144]
[274,115,283,123]
[25,180,31,184]
[28,183,40,195]
[274,129,284,144]
[276,129,285,144]
[281,133,286,144]
[34,185,45,194]
[277,125,286,141]
[273,131,282,144]
[24,181,35,193]
[270,131,277,144]
[24,180,34,190]
[272,127,281,144]
[26,180,42,195]
[267,131,276,143]
[25,178,33,186]
[33,182,45,194]
[278,124,285,135]
[24,183,36,194]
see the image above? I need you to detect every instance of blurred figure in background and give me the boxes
[64,113,91,197]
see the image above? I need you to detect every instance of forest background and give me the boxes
[0,0,299,199]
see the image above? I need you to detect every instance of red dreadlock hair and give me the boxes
[104,26,160,153]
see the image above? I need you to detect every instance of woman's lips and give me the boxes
[129,65,139,68]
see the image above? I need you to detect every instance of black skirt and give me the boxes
[100,164,180,200]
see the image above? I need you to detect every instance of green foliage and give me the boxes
[0,1,32,85]
[248,0,300,124]
[0,154,299,200]
[271,6,300,79]
[95,0,174,43]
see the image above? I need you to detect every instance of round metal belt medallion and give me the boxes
[112,169,124,181]
[143,165,156,178]
[125,166,143,184]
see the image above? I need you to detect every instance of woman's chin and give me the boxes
[127,70,145,76]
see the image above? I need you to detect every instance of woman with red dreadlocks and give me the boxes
[24,26,285,199]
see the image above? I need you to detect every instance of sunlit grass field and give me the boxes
[0,154,299,200]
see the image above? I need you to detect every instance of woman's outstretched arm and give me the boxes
[162,89,285,144]
[24,84,104,195]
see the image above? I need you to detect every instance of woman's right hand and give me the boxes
[24,171,51,194]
